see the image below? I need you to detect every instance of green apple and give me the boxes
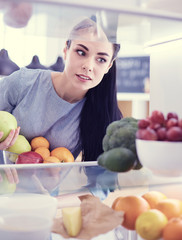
[7,135,31,161]
[0,111,17,142]
[0,171,16,195]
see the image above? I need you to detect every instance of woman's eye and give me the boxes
[97,58,107,63]
[77,50,85,56]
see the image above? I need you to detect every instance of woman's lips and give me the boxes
[76,74,92,82]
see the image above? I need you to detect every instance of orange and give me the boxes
[156,198,182,220]
[112,196,123,210]
[44,156,61,175]
[31,136,50,150]
[112,195,150,230]
[163,216,182,240]
[44,156,60,163]
[51,147,74,162]
[35,147,50,160]
[142,191,167,209]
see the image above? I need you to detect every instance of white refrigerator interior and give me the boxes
[148,35,182,117]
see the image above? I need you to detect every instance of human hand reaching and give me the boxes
[0,127,20,150]
[1,167,19,184]
[0,167,19,186]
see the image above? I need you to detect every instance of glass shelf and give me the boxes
[1,0,182,41]
[1,151,182,201]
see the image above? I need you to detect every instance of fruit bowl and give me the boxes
[136,139,182,177]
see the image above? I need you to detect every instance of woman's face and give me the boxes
[63,38,114,91]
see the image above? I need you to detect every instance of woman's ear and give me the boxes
[63,44,68,61]
[104,61,113,74]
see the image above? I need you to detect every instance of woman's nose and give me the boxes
[82,58,93,72]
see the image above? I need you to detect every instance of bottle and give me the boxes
[49,56,64,72]
[26,55,47,70]
[0,49,20,76]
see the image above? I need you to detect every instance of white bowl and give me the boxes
[0,193,58,220]
[136,139,182,177]
[0,213,52,240]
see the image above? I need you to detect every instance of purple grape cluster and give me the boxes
[136,110,182,141]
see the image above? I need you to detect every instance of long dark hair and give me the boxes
[80,60,122,161]
[67,18,122,161]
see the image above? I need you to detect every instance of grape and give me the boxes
[178,119,182,129]
[167,112,179,120]
[157,127,167,140]
[166,126,182,141]
[150,122,161,130]
[137,111,182,142]
[136,129,146,139]
[150,110,165,124]
[138,119,150,129]
[136,128,158,140]
[166,118,178,128]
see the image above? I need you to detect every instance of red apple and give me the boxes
[16,151,43,164]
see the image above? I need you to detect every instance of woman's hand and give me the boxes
[0,167,19,185]
[2,167,19,184]
[0,127,20,150]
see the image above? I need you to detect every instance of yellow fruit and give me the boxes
[156,198,182,220]
[35,147,50,160]
[30,136,50,150]
[142,191,167,209]
[136,209,168,240]
[51,147,74,162]
[43,156,60,163]
[62,207,82,237]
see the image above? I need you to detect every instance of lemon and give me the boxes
[135,209,168,240]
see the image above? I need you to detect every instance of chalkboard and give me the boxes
[116,56,150,93]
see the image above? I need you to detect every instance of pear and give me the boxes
[0,171,16,195]
[62,207,82,237]
[0,111,17,142]
[7,135,31,162]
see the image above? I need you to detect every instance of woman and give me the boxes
[0,18,122,164]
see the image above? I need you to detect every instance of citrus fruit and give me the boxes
[163,216,182,240]
[43,156,60,163]
[51,147,74,162]
[112,196,123,210]
[35,147,50,160]
[156,198,182,220]
[142,191,167,209]
[112,195,150,230]
[135,209,168,240]
[31,136,50,150]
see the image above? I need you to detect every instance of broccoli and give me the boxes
[103,117,138,152]
[102,117,142,170]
